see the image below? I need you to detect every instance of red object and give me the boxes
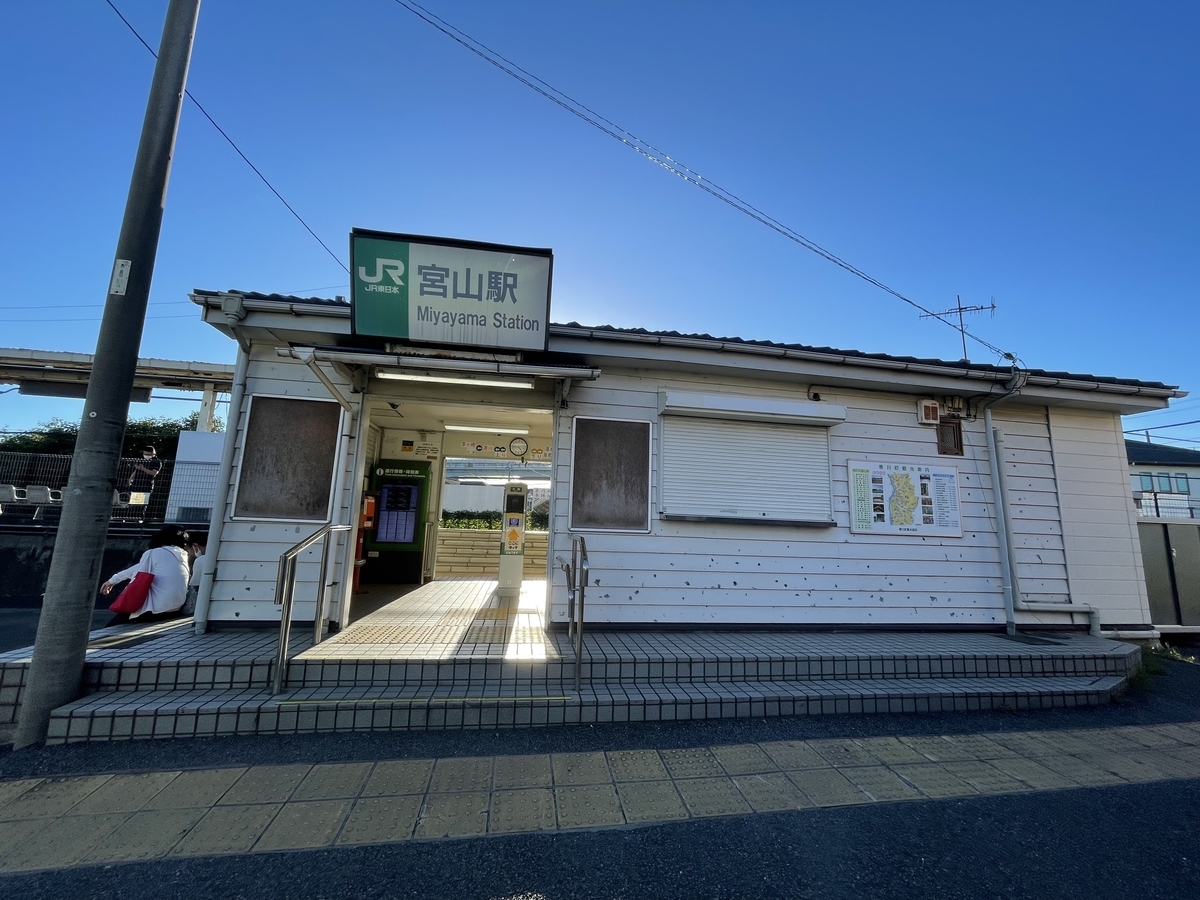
[352,495,377,591]
[109,571,154,614]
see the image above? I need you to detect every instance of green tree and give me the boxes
[0,411,222,458]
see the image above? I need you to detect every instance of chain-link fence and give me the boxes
[0,452,205,526]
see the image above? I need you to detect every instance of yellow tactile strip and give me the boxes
[0,722,1198,873]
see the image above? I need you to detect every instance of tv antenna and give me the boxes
[920,296,997,362]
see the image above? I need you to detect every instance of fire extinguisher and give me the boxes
[353,494,376,591]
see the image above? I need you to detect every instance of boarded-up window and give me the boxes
[569,417,651,531]
[661,416,833,524]
[233,396,341,520]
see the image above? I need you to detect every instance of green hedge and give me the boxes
[440,510,549,531]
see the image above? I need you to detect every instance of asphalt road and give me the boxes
[1,648,1197,899]
[0,610,112,653]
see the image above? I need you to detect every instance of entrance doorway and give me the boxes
[340,392,555,652]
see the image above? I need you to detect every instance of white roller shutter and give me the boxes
[660,416,833,525]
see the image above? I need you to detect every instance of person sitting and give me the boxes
[183,534,206,616]
[101,524,190,625]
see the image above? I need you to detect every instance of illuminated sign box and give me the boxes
[351,228,552,352]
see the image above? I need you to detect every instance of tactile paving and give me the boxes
[555,785,623,829]
[661,747,725,779]
[616,780,689,822]
[606,750,670,782]
[489,789,557,834]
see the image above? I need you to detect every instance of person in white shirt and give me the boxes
[184,535,205,616]
[101,525,191,624]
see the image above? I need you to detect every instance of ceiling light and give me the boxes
[444,424,530,435]
[375,369,534,389]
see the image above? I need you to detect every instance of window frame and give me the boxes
[567,415,653,534]
[936,417,965,456]
[230,393,345,523]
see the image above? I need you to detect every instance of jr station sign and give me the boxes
[350,228,553,352]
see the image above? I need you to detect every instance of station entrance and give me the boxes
[327,388,556,659]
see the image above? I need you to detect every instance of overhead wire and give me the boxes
[0,314,197,323]
[390,0,1019,364]
[1122,419,1200,433]
[103,0,348,275]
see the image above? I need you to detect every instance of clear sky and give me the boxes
[1,1,1197,444]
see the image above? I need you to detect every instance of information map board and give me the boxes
[848,460,962,537]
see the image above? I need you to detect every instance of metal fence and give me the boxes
[1134,491,1200,520]
[0,452,201,526]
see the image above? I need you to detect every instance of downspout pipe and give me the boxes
[983,407,1018,636]
[193,342,249,634]
[980,374,1102,637]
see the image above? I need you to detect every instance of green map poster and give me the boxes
[847,460,963,537]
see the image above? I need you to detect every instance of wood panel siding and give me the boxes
[207,346,361,622]
[992,406,1070,604]
[548,370,1066,626]
[1049,407,1152,624]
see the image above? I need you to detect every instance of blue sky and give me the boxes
[1,1,1197,443]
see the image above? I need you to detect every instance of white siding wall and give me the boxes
[1049,407,1152,625]
[207,345,361,623]
[550,370,1073,626]
[992,406,1070,604]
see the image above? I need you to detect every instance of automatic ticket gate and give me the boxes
[497,482,528,601]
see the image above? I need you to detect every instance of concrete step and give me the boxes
[72,632,1140,694]
[45,674,1129,743]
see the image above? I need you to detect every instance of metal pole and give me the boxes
[272,556,298,696]
[983,409,1017,636]
[313,533,331,646]
[15,0,201,748]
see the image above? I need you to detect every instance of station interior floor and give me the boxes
[320,578,551,661]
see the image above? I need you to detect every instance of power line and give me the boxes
[1139,434,1200,447]
[0,301,193,311]
[1123,419,1200,433]
[391,0,1019,364]
[0,314,196,324]
[279,283,350,296]
[1124,397,1200,418]
[103,0,348,275]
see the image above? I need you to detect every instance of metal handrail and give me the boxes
[271,523,351,695]
[556,536,589,692]
[574,536,588,692]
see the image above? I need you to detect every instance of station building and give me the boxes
[189,231,1181,639]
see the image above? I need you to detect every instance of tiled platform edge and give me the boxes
[4,631,1142,718]
[44,675,1127,743]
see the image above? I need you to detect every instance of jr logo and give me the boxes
[358,258,405,285]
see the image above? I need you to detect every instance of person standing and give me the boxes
[100,525,190,625]
[127,445,163,521]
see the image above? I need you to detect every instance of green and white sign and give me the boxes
[351,229,552,351]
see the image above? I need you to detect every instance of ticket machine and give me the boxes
[497,482,528,602]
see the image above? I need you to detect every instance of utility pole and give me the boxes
[15,0,201,747]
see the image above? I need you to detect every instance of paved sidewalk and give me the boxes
[1,720,1197,874]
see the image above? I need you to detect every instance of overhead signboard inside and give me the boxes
[351,229,552,351]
